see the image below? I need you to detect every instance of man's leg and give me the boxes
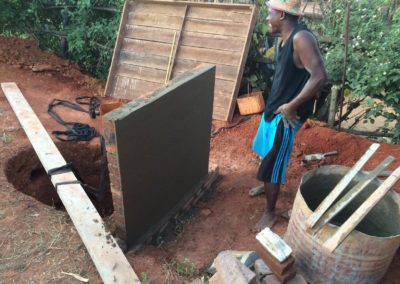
[256,182,279,230]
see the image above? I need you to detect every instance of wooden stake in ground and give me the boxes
[306,143,380,229]
[1,82,140,284]
[324,166,400,252]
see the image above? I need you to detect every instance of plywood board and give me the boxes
[103,66,215,248]
[104,0,257,121]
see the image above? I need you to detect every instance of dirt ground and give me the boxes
[0,36,399,283]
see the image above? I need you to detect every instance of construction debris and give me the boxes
[303,150,337,161]
[209,252,256,284]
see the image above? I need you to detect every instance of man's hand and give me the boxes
[274,103,300,128]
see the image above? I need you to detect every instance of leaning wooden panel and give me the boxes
[1,82,140,284]
[105,0,258,121]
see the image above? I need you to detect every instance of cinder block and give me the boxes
[256,242,294,275]
[213,252,256,284]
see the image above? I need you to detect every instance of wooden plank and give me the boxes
[174,60,238,81]
[185,18,249,37]
[120,51,169,70]
[312,156,395,233]
[181,31,245,52]
[166,5,188,83]
[112,75,163,100]
[324,166,400,252]
[128,12,183,30]
[121,38,171,57]
[104,0,132,97]
[226,5,258,121]
[130,2,186,17]
[116,63,166,84]
[178,45,241,66]
[132,0,254,11]
[1,83,140,284]
[187,6,252,23]
[256,227,292,262]
[306,143,381,229]
[125,25,176,44]
[108,0,257,121]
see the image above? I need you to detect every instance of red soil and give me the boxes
[0,36,398,283]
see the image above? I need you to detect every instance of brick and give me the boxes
[275,265,296,284]
[261,267,297,284]
[256,242,294,275]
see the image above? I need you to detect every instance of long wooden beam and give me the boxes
[306,143,380,229]
[324,166,400,252]
[312,156,395,233]
[1,82,140,284]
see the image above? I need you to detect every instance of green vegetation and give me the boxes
[306,0,400,140]
[0,0,123,79]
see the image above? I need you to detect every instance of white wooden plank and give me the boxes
[306,143,380,229]
[324,166,400,252]
[312,156,395,233]
[256,227,292,262]
[1,82,140,284]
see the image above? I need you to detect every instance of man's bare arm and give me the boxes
[290,30,327,110]
[275,30,327,127]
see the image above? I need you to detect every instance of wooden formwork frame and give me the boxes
[104,0,258,121]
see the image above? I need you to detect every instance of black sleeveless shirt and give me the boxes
[264,24,315,122]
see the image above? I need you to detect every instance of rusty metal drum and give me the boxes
[285,165,400,284]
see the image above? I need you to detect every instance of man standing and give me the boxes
[252,0,327,229]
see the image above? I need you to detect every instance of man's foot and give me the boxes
[249,185,265,197]
[256,211,277,231]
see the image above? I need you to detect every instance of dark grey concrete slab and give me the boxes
[105,65,215,248]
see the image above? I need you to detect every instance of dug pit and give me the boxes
[5,142,114,217]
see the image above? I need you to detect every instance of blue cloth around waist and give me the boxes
[252,113,301,159]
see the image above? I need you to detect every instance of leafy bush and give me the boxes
[306,0,400,141]
[0,0,123,79]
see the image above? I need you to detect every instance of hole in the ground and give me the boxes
[5,142,114,217]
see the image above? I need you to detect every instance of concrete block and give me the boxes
[208,250,259,274]
[256,227,292,262]
[256,242,294,275]
[103,66,215,248]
